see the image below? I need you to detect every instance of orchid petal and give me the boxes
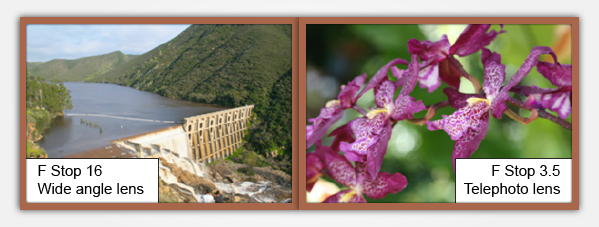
[322,189,366,203]
[437,58,462,89]
[510,85,572,119]
[417,64,441,93]
[366,121,393,179]
[489,101,508,119]
[539,90,572,119]
[493,46,558,119]
[481,48,506,102]
[374,78,396,108]
[306,153,324,192]
[450,24,505,57]
[339,133,377,157]
[390,95,426,121]
[349,117,368,136]
[355,162,408,199]
[306,103,344,148]
[452,112,490,171]
[407,35,450,64]
[340,146,367,162]
[356,58,409,101]
[443,87,484,109]
[537,61,572,87]
[316,142,356,187]
[504,46,558,90]
[338,73,367,108]
[399,54,420,96]
[511,85,557,95]
[328,123,355,152]
[426,98,489,141]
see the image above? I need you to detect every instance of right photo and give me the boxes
[305,24,573,203]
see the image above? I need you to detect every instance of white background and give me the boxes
[2,1,597,226]
[456,159,572,203]
[26,159,158,203]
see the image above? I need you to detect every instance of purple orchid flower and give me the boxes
[307,73,367,148]
[408,24,505,91]
[512,61,572,119]
[426,46,558,171]
[311,141,407,203]
[338,55,426,179]
[490,46,559,118]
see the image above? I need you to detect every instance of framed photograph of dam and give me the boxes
[300,17,578,209]
[20,17,298,209]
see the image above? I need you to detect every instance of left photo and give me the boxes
[25,23,292,203]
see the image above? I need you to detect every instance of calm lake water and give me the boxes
[38,82,227,157]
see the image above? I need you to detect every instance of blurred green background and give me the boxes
[306,24,572,203]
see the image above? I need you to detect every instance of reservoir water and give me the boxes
[38,82,227,157]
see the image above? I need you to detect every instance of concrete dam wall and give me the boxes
[112,105,254,163]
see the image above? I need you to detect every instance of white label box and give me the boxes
[27,159,158,203]
[455,159,572,203]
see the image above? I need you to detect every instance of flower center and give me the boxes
[366,108,389,119]
[326,100,341,108]
[466,97,490,106]
[339,189,358,203]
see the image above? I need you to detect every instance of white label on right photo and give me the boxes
[455,159,572,203]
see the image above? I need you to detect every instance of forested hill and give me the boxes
[96,24,293,155]
[26,51,138,82]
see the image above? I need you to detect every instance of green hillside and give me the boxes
[26,51,138,82]
[97,24,293,156]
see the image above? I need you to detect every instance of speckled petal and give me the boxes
[340,146,367,162]
[451,112,490,171]
[355,162,408,199]
[481,48,505,102]
[339,133,377,157]
[349,117,368,135]
[399,54,420,96]
[450,24,505,57]
[306,103,344,148]
[426,98,489,141]
[338,73,367,108]
[390,95,426,121]
[322,189,367,203]
[356,58,409,101]
[407,35,450,63]
[365,121,393,179]
[315,141,357,187]
[306,152,324,192]
[374,78,396,108]
[537,61,572,87]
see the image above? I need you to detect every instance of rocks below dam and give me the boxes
[158,157,292,203]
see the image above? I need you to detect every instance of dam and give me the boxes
[112,105,254,163]
[110,104,290,203]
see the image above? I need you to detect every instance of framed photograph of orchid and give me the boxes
[301,18,577,208]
